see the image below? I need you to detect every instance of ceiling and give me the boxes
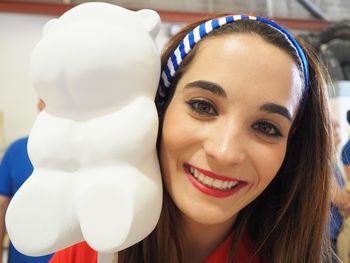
[43,0,350,21]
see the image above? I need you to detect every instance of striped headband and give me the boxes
[156,15,309,108]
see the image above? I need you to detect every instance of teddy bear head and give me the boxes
[30,2,161,121]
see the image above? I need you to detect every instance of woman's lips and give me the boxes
[183,163,246,198]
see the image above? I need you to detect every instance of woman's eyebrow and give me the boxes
[184,80,227,97]
[259,103,292,122]
[184,82,292,121]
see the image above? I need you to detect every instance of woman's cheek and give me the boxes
[254,144,287,183]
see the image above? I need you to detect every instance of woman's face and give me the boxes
[160,34,303,226]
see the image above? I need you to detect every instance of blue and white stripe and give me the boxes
[157,15,309,107]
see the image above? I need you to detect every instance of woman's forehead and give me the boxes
[176,34,303,116]
[185,35,301,88]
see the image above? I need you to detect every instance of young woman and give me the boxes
[50,14,334,263]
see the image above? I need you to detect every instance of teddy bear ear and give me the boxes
[42,18,58,37]
[135,9,161,39]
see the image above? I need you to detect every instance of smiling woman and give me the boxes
[125,14,332,263]
[161,32,298,225]
[50,14,334,263]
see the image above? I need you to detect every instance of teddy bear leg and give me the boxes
[76,174,134,253]
[5,169,81,256]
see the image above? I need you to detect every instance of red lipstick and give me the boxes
[183,163,246,198]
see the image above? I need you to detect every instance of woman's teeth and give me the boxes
[188,166,239,190]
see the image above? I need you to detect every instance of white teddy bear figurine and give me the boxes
[5,2,162,256]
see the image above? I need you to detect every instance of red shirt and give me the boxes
[49,242,97,263]
[50,234,260,263]
[203,234,260,263]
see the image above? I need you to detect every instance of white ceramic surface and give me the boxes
[6,2,162,256]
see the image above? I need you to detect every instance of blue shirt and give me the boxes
[330,165,345,240]
[0,137,53,263]
[342,139,350,165]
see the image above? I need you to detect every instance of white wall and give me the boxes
[0,11,171,148]
[0,12,55,145]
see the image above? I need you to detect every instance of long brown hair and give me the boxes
[119,15,333,263]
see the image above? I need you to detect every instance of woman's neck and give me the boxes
[181,214,236,263]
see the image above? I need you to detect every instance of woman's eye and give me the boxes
[186,99,217,116]
[252,121,282,138]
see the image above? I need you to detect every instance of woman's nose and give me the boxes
[202,124,246,166]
